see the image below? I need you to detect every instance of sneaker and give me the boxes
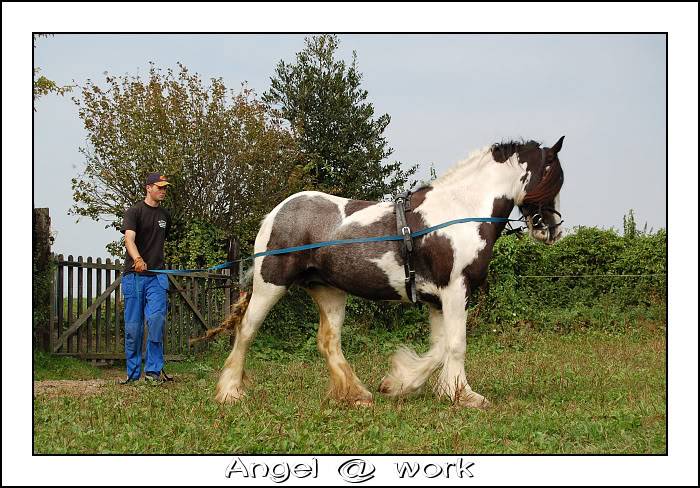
[120,377,139,385]
[144,372,163,384]
[145,370,174,384]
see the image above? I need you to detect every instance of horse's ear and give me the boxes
[551,136,565,154]
[546,136,565,161]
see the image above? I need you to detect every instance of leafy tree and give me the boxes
[263,34,417,200]
[33,34,74,110]
[71,62,303,261]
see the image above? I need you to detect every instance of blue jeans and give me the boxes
[121,273,169,380]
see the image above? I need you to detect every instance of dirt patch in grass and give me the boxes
[34,379,117,398]
[34,368,197,399]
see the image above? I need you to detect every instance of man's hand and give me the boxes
[134,256,148,272]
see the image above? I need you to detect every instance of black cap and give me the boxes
[145,173,171,187]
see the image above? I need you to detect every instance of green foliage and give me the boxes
[263,34,418,200]
[33,209,55,350]
[33,73,74,105]
[164,220,227,269]
[481,225,666,331]
[32,257,55,350]
[623,208,638,239]
[70,62,303,258]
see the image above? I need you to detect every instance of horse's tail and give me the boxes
[190,292,252,345]
[240,265,254,291]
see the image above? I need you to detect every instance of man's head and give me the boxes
[145,173,171,203]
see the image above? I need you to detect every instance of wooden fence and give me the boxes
[49,254,240,360]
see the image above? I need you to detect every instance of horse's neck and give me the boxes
[429,157,523,217]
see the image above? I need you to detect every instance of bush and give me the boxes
[481,226,666,330]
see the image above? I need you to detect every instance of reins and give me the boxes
[148,214,522,275]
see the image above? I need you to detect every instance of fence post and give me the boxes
[86,257,93,354]
[49,253,56,353]
[67,255,74,353]
[33,208,53,351]
[56,254,64,352]
[96,257,102,354]
[105,258,112,355]
[77,256,84,354]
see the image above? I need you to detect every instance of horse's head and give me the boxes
[516,136,565,245]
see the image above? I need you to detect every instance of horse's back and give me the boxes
[256,191,405,300]
[261,191,347,245]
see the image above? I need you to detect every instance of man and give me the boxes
[119,173,174,384]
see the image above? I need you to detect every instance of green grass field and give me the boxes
[33,321,666,454]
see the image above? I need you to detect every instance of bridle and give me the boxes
[505,148,564,237]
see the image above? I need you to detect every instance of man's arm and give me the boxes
[125,230,147,272]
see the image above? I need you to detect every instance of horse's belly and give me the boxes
[312,245,406,301]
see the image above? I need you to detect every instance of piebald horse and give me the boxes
[214,137,565,409]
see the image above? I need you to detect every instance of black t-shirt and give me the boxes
[120,201,171,275]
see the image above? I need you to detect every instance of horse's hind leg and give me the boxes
[305,286,373,406]
[215,282,286,403]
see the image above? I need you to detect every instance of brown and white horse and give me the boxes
[215,137,565,409]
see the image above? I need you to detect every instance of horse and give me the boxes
[213,136,565,409]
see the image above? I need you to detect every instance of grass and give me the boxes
[33,323,666,454]
[34,351,106,381]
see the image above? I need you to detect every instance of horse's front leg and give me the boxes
[378,305,445,397]
[435,289,491,410]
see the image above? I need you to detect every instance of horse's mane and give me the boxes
[424,139,562,203]
[489,139,563,204]
[431,146,493,185]
[490,139,541,163]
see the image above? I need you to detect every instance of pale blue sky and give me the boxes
[34,33,666,259]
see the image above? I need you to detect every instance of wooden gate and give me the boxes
[49,254,239,360]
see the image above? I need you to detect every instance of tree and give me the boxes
[33,34,74,110]
[263,34,417,200]
[71,62,303,262]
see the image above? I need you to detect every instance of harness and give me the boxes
[150,150,563,286]
[394,191,417,302]
[393,188,562,302]
[505,205,563,236]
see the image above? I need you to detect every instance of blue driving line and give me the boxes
[150,216,517,275]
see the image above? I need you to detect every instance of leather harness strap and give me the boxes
[394,191,417,303]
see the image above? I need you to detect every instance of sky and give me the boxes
[4,3,698,486]
[32,32,667,259]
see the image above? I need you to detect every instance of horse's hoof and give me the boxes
[457,390,491,410]
[378,376,393,395]
[353,398,374,407]
[215,388,246,404]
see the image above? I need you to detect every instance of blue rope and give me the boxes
[150,216,516,275]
